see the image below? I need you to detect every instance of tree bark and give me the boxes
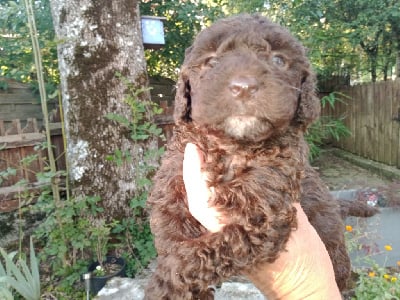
[49,0,152,218]
[396,49,400,79]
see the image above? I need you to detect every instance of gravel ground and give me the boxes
[313,148,394,191]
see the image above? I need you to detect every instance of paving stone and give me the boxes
[94,277,265,300]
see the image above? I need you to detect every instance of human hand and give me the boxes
[183,143,224,233]
[182,143,341,299]
[243,202,341,299]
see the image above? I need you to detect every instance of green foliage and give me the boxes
[345,225,400,299]
[33,193,106,288]
[140,1,225,79]
[0,0,59,90]
[353,264,400,299]
[113,218,156,277]
[305,92,351,160]
[0,254,14,300]
[0,237,41,300]
[105,74,165,276]
[2,0,398,87]
[106,75,164,142]
[89,218,119,268]
[267,0,400,82]
[0,80,9,90]
[139,0,399,82]
[0,167,17,185]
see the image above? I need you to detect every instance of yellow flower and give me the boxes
[368,271,375,277]
[391,277,398,283]
[345,225,353,232]
[384,245,393,251]
[383,274,391,280]
[397,261,400,267]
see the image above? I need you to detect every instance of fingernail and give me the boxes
[186,143,195,151]
[185,143,199,159]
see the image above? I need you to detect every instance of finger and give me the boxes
[183,143,224,232]
[183,143,205,193]
[183,143,209,208]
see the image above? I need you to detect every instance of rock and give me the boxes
[94,277,146,300]
[94,277,265,300]
[215,282,265,299]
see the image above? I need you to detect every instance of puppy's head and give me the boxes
[174,14,320,142]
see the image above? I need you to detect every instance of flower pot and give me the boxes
[88,256,126,295]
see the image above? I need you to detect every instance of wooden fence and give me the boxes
[0,77,176,212]
[0,118,64,211]
[322,79,400,168]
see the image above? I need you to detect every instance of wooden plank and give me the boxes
[375,81,381,162]
[364,84,375,159]
[3,146,23,186]
[0,101,56,122]
[0,179,66,212]
[154,114,174,125]
[354,85,362,156]
[383,81,393,165]
[360,84,368,158]
[0,113,41,123]
[22,118,39,134]
[341,87,351,149]
[377,82,386,163]
[333,89,343,148]
[340,86,352,150]
[0,182,53,212]
[353,85,359,154]
[348,85,356,153]
[372,82,380,162]
[0,120,4,136]
[5,119,21,135]
[0,94,39,104]
[51,135,66,171]
[0,132,45,149]
[393,79,400,168]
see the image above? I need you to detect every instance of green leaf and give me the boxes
[0,237,40,300]
[105,113,130,127]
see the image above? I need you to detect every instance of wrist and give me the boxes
[244,203,341,300]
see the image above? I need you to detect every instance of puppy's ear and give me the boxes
[173,68,192,123]
[173,46,194,123]
[294,71,320,130]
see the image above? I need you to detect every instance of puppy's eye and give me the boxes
[204,57,218,68]
[271,55,286,67]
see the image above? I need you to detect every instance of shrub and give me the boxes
[305,92,351,160]
[0,237,40,300]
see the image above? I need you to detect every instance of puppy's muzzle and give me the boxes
[229,76,259,99]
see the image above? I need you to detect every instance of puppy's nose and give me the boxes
[229,77,259,98]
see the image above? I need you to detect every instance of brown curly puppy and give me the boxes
[145,14,373,299]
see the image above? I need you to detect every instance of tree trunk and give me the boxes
[49,0,152,218]
[370,57,377,82]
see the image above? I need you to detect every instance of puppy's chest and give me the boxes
[205,153,252,183]
[203,148,303,187]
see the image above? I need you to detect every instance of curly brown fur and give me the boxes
[300,165,352,290]
[337,198,379,219]
[145,14,364,299]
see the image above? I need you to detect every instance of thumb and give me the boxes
[183,143,223,233]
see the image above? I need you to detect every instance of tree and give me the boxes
[0,0,58,91]
[385,0,400,78]
[140,0,224,79]
[266,0,400,82]
[49,0,153,219]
